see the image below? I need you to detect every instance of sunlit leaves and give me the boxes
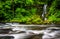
[26,0,34,5]
[15,8,30,17]
[5,5,10,9]
[54,11,60,18]
[30,8,37,14]
[48,15,56,21]
[0,2,5,8]
[47,0,60,23]
[0,3,3,8]
[5,0,12,5]
[14,0,24,4]
[16,8,22,13]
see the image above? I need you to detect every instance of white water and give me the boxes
[0,23,60,39]
[1,23,44,39]
[12,26,27,31]
[42,4,47,21]
[0,33,34,39]
[42,27,60,39]
[12,33,32,39]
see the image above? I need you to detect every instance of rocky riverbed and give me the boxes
[0,23,60,39]
[0,27,60,39]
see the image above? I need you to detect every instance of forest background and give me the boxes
[0,0,60,24]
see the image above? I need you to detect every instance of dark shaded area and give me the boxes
[0,28,12,34]
[0,36,14,39]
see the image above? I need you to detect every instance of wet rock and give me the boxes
[0,28,12,34]
[0,36,14,39]
[29,35,42,39]
[9,30,26,34]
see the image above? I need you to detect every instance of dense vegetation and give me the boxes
[0,0,60,24]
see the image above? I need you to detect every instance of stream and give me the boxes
[0,23,45,39]
[0,23,60,39]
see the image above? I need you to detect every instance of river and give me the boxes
[0,23,60,39]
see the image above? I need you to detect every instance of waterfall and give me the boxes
[42,4,47,21]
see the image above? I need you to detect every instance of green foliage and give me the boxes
[0,0,13,22]
[26,0,34,5]
[55,11,60,18]
[48,0,56,15]
[47,0,60,24]
[0,0,60,24]
[30,8,37,14]
[48,15,56,22]
[25,15,42,24]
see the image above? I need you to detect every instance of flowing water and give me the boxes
[0,23,60,39]
[0,23,47,39]
[42,4,47,21]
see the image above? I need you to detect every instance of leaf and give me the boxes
[30,8,37,14]
[5,5,10,9]
[26,0,34,5]
[48,15,56,21]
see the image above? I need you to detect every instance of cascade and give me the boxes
[42,4,47,21]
